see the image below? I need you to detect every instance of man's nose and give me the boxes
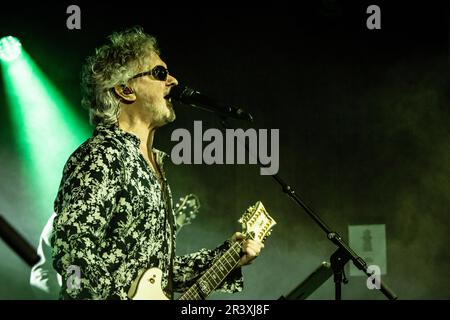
[167,74,178,86]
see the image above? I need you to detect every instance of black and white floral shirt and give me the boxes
[51,124,243,299]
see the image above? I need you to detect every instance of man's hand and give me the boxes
[230,232,264,267]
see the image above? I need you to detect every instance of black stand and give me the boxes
[0,214,39,267]
[330,248,350,300]
[279,261,332,300]
[219,116,398,300]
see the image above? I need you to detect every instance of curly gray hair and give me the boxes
[81,26,160,126]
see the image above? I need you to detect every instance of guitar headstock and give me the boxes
[174,194,200,231]
[239,201,276,243]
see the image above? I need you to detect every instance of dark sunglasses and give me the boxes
[131,65,169,81]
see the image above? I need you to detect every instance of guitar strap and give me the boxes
[157,150,175,300]
[163,180,175,300]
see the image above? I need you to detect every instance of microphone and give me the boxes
[167,85,253,122]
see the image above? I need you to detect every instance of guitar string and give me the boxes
[201,244,240,293]
[180,243,240,300]
[180,241,242,300]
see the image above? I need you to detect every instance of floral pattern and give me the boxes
[51,124,243,299]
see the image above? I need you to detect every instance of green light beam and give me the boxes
[1,50,91,223]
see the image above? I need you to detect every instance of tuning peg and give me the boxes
[263,231,272,241]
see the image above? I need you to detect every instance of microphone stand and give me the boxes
[218,115,398,300]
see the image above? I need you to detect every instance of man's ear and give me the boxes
[113,85,136,103]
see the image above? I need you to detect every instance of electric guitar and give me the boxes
[128,201,276,300]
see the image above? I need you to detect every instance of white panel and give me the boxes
[348,224,386,276]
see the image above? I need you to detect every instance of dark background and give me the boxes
[1,1,449,299]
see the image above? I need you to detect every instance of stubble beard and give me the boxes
[155,100,176,128]
[164,100,176,123]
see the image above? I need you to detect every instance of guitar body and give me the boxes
[128,267,169,300]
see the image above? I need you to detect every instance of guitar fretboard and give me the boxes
[179,241,242,300]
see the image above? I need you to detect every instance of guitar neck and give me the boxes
[179,241,242,300]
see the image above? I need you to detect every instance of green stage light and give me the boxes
[0,36,22,62]
[1,49,91,224]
